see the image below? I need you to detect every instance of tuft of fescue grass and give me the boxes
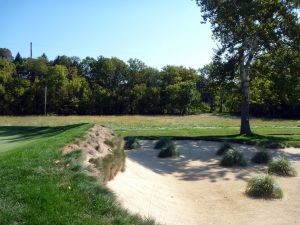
[124,137,140,150]
[220,149,247,167]
[267,157,297,177]
[246,175,283,199]
[251,149,271,164]
[158,142,179,158]
[154,137,172,149]
[216,143,232,155]
[101,137,126,183]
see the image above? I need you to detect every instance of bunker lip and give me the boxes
[108,140,300,225]
[62,124,123,182]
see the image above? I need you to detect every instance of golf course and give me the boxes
[1,0,300,224]
[1,115,300,224]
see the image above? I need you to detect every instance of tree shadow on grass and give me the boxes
[0,123,87,143]
[127,140,300,183]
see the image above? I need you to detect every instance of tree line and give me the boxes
[0,46,299,117]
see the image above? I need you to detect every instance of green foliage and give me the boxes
[154,137,172,149]
[124,137,140,150]
[267,157,297,177]
[0,48,13,61]
[246,175,283,199]
[216,143,231,155]
[157,142,179,158]
[251,149,271,164]
[220,149,247,167]
[0,44,300,117]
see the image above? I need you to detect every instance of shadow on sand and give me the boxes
[127,140,300,183]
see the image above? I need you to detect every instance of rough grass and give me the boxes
[0,124,155,225]
[1,115,300,148]
[246,175,283,199]
[101,137,126,183]
[157,142,179,158]
[216,143,232,155]
[251,149,271,164]
[154,137,172,149]
[267,157,297,177]
[220,149,247,167]
[124,137,140,150]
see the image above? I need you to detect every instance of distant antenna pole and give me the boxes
[44,86,47,115]
[30,42,32,58]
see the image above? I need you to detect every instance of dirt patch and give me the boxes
[62,124,124,183]
[107,140,300,225]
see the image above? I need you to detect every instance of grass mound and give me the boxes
[216,143,232,155]
[220,149,247,167]
[158,142,179,158]
[246,175,283,199]
[124,137,140,150]
[154,137,172,149]
[251,149,271,164]
[267,157,297,176]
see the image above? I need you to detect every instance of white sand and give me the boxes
[107,140,300,225]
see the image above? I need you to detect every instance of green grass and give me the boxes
[267,157,297,177]
[216,143,232,155]
[246,175,283,199]
[220,149,247,167]
[0,124,155,225]
[157,142,179,158]
[251,149,271,164]
[0,114,300,147]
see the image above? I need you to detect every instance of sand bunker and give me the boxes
[107,140,300,225]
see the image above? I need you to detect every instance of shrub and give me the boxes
[124,137,140,150]
[158,142,179,158]
[154,137,172,149]
[267,157,297,177]
[246,175,283,199]
[220,149,247,167]
[216,143,232,155]
[251,149,271,164]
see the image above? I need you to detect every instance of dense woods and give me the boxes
[0,47,299,117]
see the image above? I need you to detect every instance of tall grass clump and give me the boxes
[220,149,247,167]
[158,142,179,158]
[154,137,172,149]
[124,137,140,150]
[216,143,232,155]
[251,149,271,164]
[246,175,283,199]
[267,156,297,177]
[101,137,126,183]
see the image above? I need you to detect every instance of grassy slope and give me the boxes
[1,115,299,147]
[0,124,154,225]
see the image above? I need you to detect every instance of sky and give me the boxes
[1,0,216,70]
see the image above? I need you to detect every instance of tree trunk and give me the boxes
[240,64,252,135]
[219,91,223,113]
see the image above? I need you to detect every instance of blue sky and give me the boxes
[1,0,216,69]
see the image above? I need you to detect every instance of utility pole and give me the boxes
[44,86,47,115]
[30,42,32,58]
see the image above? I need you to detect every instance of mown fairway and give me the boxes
[1,114,300,147]
[0,124,154,225]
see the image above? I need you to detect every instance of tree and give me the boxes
[0,48,13,61]
[196,0,300,134]
[14,52,23,64]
